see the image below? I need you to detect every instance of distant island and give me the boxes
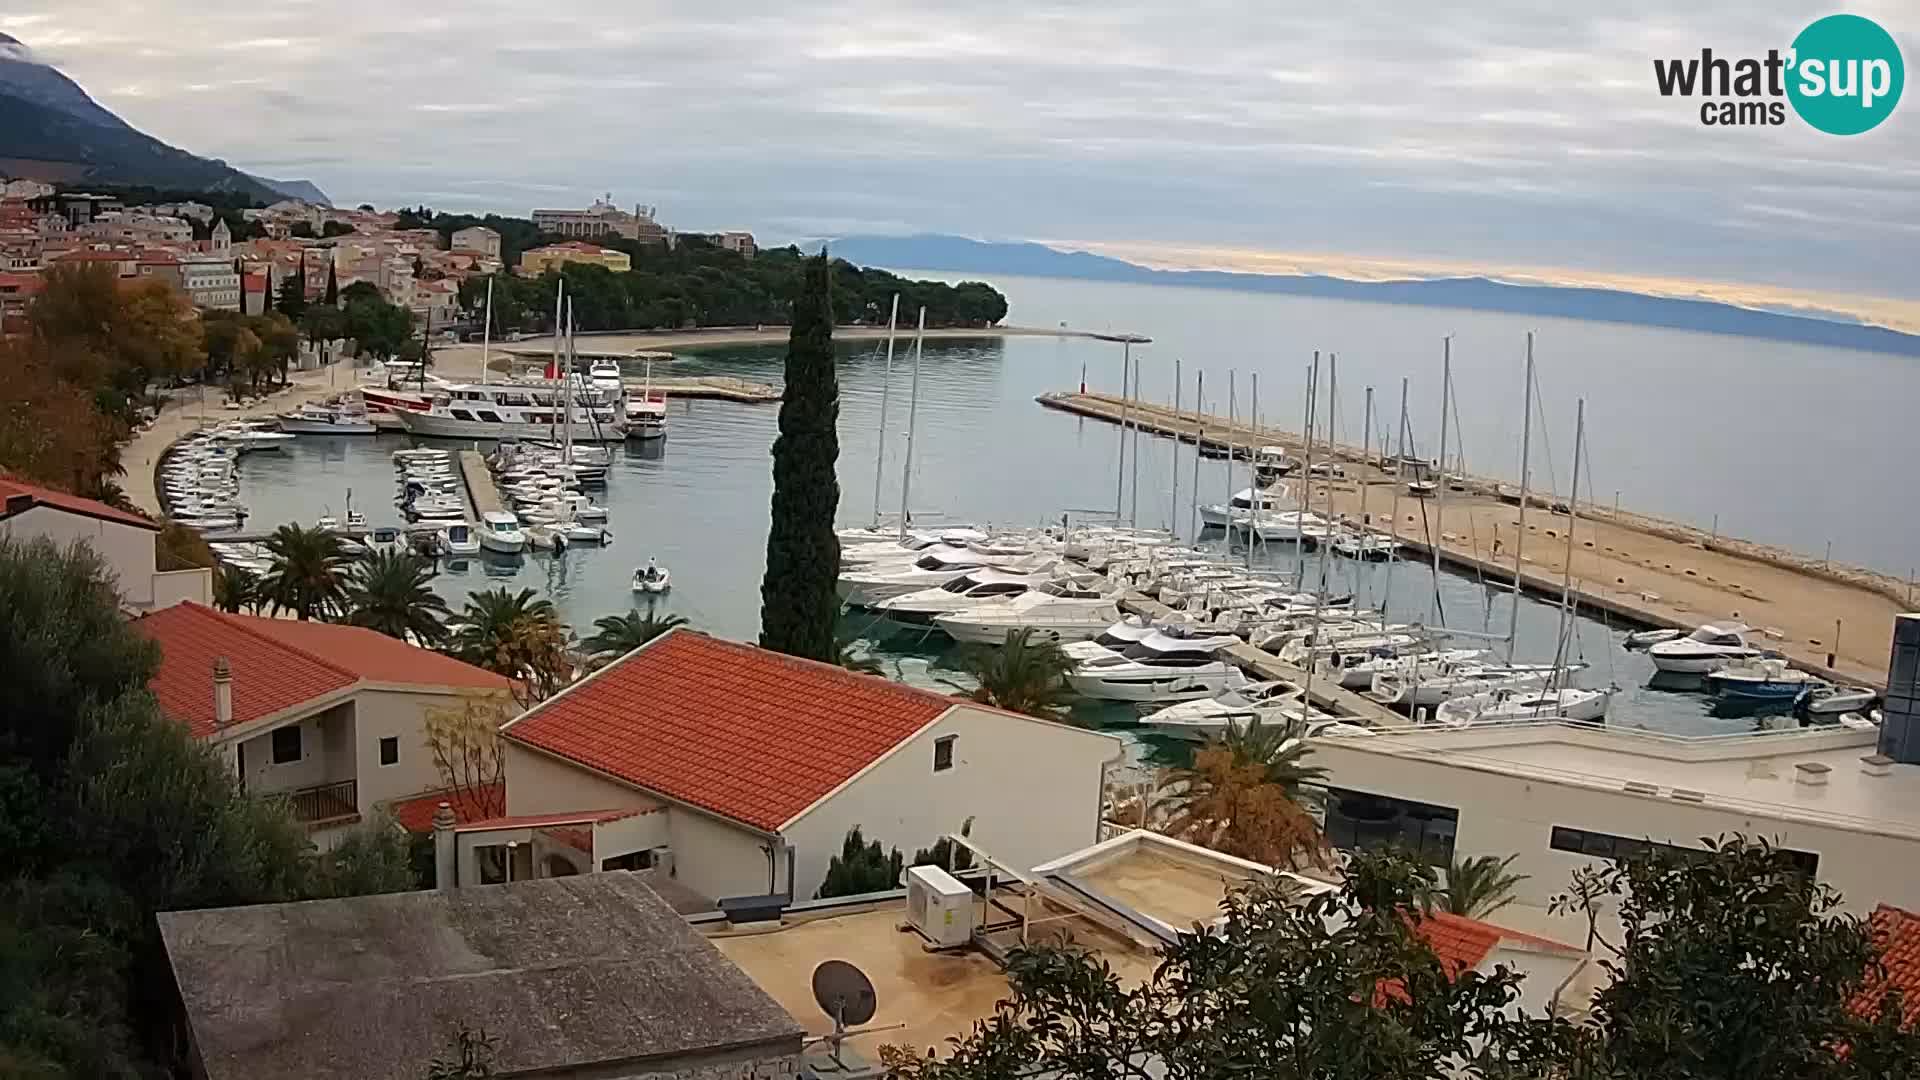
[828,234,1920,359]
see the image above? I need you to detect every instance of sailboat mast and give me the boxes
[1381,377,1408,633]
[1170,359,1181,535]
[1296,354,1317,587]
[1552,399,1586,680]
[1130,353,1142,529]
[1508,332,1536,662]
[1432,336,1451,621]
[1189,369,1204,540]
[1245,372,1258,573]
[897,306,926,541]
[1114,342,1131,522]
[1358,385,1372,542]
[1224,372,1236,513]
[871,293,899,528]
[480,276,493,387]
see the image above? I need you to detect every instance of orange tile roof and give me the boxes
[0,473,156,530]
[1410,912,1506,977]
[503,629,957,832]
[1858,904,1920,1024]
[455,807,650,832]
[132,602,507,738]
[386,783,505,833]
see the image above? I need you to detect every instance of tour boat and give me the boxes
[933,580,1124,645]
[277,400,378,436]
[477,510,527,554]
[1647,623,1763,673]
[1705,658,1828,702]
[1065,626,1247,703]
[395,381,626,441]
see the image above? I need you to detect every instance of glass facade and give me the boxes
[1322,785,1458,866]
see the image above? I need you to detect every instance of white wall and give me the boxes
[236,706,342,796]
[150,567,212,608]
[668,806,777,902]
[353,688,471,811]
[1311,743,1920,915]
[781,705,1122,900]
[503,742,661,816]
[3,506,156,606]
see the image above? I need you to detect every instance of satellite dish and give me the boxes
[811,960,878,1027]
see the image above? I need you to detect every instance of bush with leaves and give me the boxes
[816,826,905,899]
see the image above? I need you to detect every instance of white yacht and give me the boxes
[935,580,1125,645]
[1065,626,1246,703]
[837,545,1049,608]
[277,399,378,435]
[395,380,625,441]
[440,522,481,556]
[1435,685,1614,726]
[366,526,406,557]
[478,510,528,554]
[1648,623,1764,673]
[1252,446,1295,482]
[1237,510,1336,545]
[1368,659,1567,710]
[1198,487,1282,528]
[1314,646,1483,691]
[588,358,625,395]
[873,567,1050,626]
[1136,680,1323,738]
[625,388,668,440]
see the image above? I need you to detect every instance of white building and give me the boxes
[0,476,209,612]
[179,255,241,311]
[532,195,667,245]
[450,225,500,260]
[82,210,193,245]
[469,628,1126,902]
[1308,718,1920,917]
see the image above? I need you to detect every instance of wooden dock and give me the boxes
[497,354,779,403]
[458,451,499,519]
[1044,390,1903,685]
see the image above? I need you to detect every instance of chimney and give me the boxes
[433,802,457,890]
[212,656,233,730]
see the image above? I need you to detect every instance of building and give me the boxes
[532,195,668,245]
[179,255,241,311]
[156,874,806,1080]
[679,230,757,257]
[518,240,632,275]
[47,247,137,278]
[0,271,42,331]
[449,224,500,260]
[134,251,183,288]
[1,178,54,199]
[481,628,1125,904]
[0,475,209,611]
[131,602,510,846]
[82,210,194,246]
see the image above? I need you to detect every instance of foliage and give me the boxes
[882,848,1545,1080]
[343,550,451,646]
[582,610,688,659]
[426,1025,502,1079]
[936,627,1076,720]
[1550,834,1920,1077]
[213,564,262,614]
[0,336,125,495]
[816,826,905,899]
[423,693,512,822]
[343,286,415,361]
[322,220,356,238]
[306,816,421,897]
[276,266,308,319]
[911,817,976,874]
[202,309,299,393]
[1435,853,1529,918]
[448,588,572,703]
[259,522,349,620]
[154,520,214,572]
[758,251,842,663]
[1159,717,1329,868]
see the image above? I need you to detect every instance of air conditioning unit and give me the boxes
[648,846,674,875]
[905,864,976,948]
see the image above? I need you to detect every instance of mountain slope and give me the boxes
[247,175,332,206]
[0,32,128,130]
[830,234,1920,359]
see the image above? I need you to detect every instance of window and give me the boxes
[476,411,502,423]
[271,725,302,764]
[933,735,957,772]
[1322,786,1458,867]
[601,849,655,872]
[379,736,399,766]
[1549,826,1819,876]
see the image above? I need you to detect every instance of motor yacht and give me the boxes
[1648,623,1763,673]
[1435,685,1614,725]
[1065,625,1247,703]
[873,567,1051,626]
[478,510,527,554]
[933,579,1124,645]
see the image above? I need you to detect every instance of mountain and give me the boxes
[245,174,333,206]
[830,234,1920,359]
[0,34,317,202]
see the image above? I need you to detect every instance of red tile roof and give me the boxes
[1410,912,1506,977]
[503,629,958,832]
[386,783,506,833]
[455,807,650,832]
[132,602,507,738]
[0,474,156,530]
[1858,904,1920,1024]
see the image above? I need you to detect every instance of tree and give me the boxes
[911,817,976,874]
[1159,717,1329,868]
[306,816,420,897]
[213,564,262,614]
[0,338,120,493]
[323,258,339,306]
[582,610,687,659]
[155,520,214,572]
[882,849,1544,1080]
[289,220,316,239]
[277,263,308,319]
[259,523,348,620]
[758,251,841,662]
[343,550,451,646]
[1434,853,1529,918]
[322,220,355,238]
[936,628,1076,720]
[448,588,572,702]
[816,826,904,899]
[423,693,512,820]
[1550,834,1920,1077]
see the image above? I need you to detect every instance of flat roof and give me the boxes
[1316,722,1920,839]
[158,875,802,1080]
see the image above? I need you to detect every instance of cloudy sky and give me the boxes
[6,1,1916,310]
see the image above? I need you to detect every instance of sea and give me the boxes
[218,272,1912,752]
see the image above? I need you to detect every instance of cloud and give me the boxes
[5,0,1915,298]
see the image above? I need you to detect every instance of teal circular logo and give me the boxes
[1787,14,1904,135]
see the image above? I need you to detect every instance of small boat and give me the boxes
[1252,446,1294,482]
[524,525,567,551]
[1406,478,1438,497]
[478,510,527,554]
[365,526,406,557]
[1649,623,1763,673]
[557,520,613,545]
[633,562,672,593]
[1623,627,1683,649]
[1795,684,1880,719]
[277,400,378,435]
[441,522,481,556]
[344,507,368,531]
[1703,658,1826,702]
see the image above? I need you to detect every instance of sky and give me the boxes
[4,1,1917,314]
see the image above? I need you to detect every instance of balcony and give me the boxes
[281,779,359,827]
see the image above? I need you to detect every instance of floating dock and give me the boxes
[458,451,499,519]
[1042,390,1902,685]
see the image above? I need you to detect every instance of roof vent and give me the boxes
[1861,754,1893,778]
[1670,788,1706,803]
[1622,781,1660,796]
[1795,761,1832,788]
[212,656,233,730]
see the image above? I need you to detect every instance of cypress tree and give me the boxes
[758,251,842,662]
[323,258,339,306]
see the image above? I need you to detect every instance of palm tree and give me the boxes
[1159,716,1329,868]
[214,565,260,614]
[583,610,688,659]
[449,587,572,701]
[259,523,347,620]
[1435,853,1530,918]
[342,550,450,646]
[937,627,1076,720]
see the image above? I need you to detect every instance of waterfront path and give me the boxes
[458,451,499,519]
[1045,391,1904,685]
[123,369,348,518]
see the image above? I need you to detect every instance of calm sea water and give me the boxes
[223,273,1904,744]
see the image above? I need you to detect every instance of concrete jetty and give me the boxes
[1042,390,1902,685]
[458,451,499,520]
